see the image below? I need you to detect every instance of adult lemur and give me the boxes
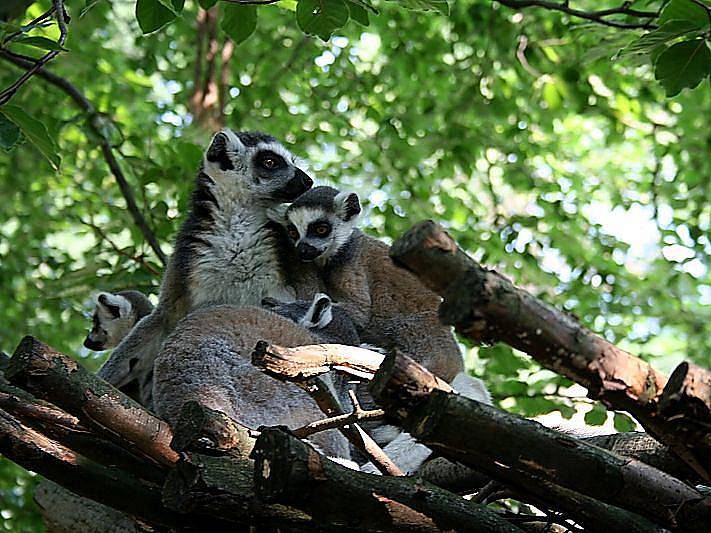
[272,185,466,383]
[98,130,314,405]
[272,186,492,472]
[83,291,153,351]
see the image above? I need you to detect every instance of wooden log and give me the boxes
[0,388,164,484]
[162,451,318,529]
[371,351,711,531]
[170,400,256,458]
[252,427,524,533]
[420,431,700,494]
[252,341,384,381]
[390,220,710,480]
[0,408,175,528]
[6,336,178,467]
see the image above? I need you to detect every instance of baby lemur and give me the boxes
[83,291,153,351]
[99,130,314,406]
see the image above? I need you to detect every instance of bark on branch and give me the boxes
[252,427,524,532]
[6,336,178,467]
[390,220,709,480]
[371,351,711,531]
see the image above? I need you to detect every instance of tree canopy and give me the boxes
[0,1,709,529]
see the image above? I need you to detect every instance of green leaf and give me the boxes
[620,20,699,56]
[659,0,710,29]
[392,0,449,15]
[584,404,607,426]
[348,2,370,26]
[0,105,60,169]
[198,0,218,9]
[221,4,258,45]
[0,114,21,150]
[12,35,68,52]
[135,0,178,34]
[296,0,349,41]
[613,412,637,433]
[655,39,711,96]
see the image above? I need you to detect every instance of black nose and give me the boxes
[297,242,321,261]
[83,337,103,351]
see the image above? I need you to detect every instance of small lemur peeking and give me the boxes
[99,129,315,406]
[261,292,360,346]
[84,291,153,351]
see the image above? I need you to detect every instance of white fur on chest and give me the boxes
[189,196,293,309]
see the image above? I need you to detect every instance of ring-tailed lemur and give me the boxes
[84,291,153,351]
[270,186,492,473]
[270,186,466,384]
[152,304,352,460]
[98,130,314,406]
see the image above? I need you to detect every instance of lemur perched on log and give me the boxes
[98,130,314,406]
[270,186,491,473]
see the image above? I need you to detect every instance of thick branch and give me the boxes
[252,427,524,532]
[252,341,384,381]
[0,50,167,265]
[0,388,164,484]
[6,336,178,467]
[390,220,709,479]
[0,409,177,527]
[162,451,317,529]
[170,400,256,459]
[371,351,711,531]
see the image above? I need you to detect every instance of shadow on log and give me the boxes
[390,220,711,481]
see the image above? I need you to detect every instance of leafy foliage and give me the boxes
[0,0,710,528]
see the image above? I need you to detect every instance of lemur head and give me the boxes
[262,293,360,345]
[202,129,313,204]
[278,186,361,265]
[84,291,153,351]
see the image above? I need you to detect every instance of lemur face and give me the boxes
[84,293,134,351]
[283,187,361,263]
[203,129,313,203]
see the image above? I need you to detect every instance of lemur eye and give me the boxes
[286,224,299,240]
[257,151,285,171]
[314,223,331,236]
[262,158,277,169]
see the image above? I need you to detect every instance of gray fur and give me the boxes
[98,129,313,405]
[152,306,350,458]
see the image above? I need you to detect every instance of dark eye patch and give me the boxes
[256,150,286,171]
[307,220,332,238]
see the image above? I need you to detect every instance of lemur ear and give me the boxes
[266,205,288,226]
[204,129,244,173]
[96,292,129,319]
[305,293,333,329]
[334,191,361,222]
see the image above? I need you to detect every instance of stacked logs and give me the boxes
[0,220,709,532]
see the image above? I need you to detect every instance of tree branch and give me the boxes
[495,0,659,30]
[252,427,525,533]
[0,50,168,265]
[293,390,385,438]
[390,220,710,480]
[370,351,711,531]
[0,0,69,105]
